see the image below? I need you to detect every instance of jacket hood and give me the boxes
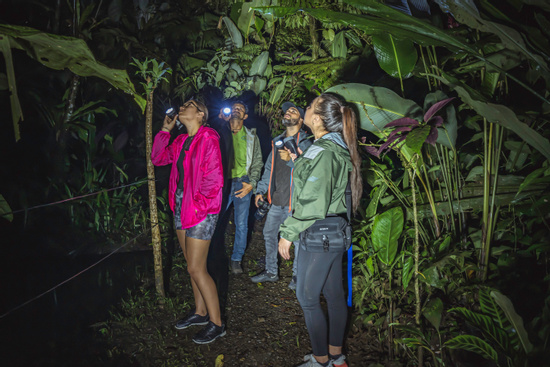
[320,132,347,150]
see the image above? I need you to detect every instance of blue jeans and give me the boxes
[263,205,299,276]
[226,176,252,261]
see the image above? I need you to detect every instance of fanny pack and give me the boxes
[299,181,352,253]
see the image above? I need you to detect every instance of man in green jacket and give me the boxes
[218,101,263,274]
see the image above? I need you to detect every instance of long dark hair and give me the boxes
[314,93,363,212]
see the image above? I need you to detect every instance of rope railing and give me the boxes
[2,178,154,218]
[0,178,161,319]
[0,223,158,320]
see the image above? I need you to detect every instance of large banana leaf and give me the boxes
[371,33,417,80]
[0,24,145,141]
[432,73,550,161]
[326,83,422,132]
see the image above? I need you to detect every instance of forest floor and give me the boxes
[101,217,393,367]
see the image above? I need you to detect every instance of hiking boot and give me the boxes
[175,311,209,330]
[298,354,334,367]
[288,276,297,290]
[331,354,348,367]
[192,321,226,344]
[231,260,243,274]
[251,271,279,283]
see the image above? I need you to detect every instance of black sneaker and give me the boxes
[250,271,279,283]
[175,312,209,330]
[192,321,226,344]
[230,260,243,274]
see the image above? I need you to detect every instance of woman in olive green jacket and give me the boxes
[279,94,362,367]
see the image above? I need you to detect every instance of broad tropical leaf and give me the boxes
[432,73,550,161]
[450,307,509,352]
[249,51,269,76]
[423,298,444,331]
[372,207,404,265]
[445,335,499,362]
[325,83,422,133]
[269,76,287,105]
[331,31,348,59]
[491,290,534,353]
[222,16,243,49]
[371,34,417,80]
[401,255,414,289]
[0,24,145,111]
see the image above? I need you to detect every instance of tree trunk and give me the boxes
[308,15,319,61]
[145,87,165,299]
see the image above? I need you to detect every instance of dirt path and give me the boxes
[106,219,380,366]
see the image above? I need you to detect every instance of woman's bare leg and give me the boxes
[176,230,207,316]
[184,236,222,326]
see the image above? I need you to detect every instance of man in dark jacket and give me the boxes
[251,102,312,289]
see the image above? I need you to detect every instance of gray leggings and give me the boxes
[296,247,347,356]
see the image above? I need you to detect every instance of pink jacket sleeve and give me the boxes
[151,131,175,166]
[194,136,224,212]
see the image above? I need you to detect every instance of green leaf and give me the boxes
[445,335,499,362]
[0,194,13,222]
[372,207,404,265]
[249,51,269,76]
[371,34,417,79]
[269,75,287,105]
[405,125,431,153]
[325,83,422,133]
[432,73,550,161]
[491,290,534,353]
[516,167,546,197]
[504,141,530,172]
[238,0,271,38]
[331,31,348,59]
[402,256,414,289]
[0,34,22,141]
[450,306,509,352]
[423,298,443,331]
[222,16,243,48]
[0,24,145,113]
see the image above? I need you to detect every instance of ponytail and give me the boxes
[316,93,363,213]
[340,105,363,213]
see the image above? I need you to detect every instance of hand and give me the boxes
[278,238,292,260]
[235,182,253,198]
[288,147,303,162]
[162,115,178,132]
[278,149,291,162]
[255,194,264,207]
[218,108,231,122]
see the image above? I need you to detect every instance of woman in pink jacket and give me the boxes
[151,99,225,344]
